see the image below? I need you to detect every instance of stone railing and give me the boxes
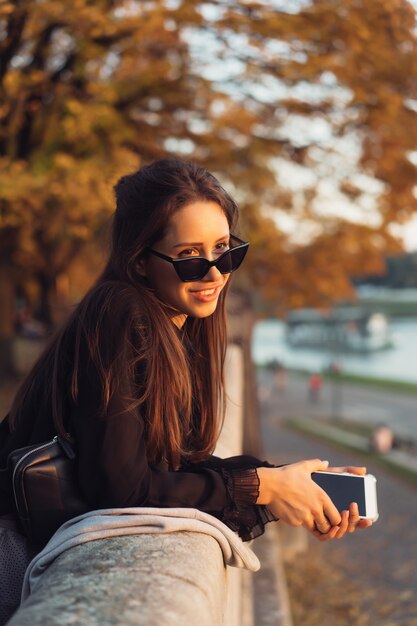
[8,345,250,626]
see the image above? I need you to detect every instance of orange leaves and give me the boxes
[1,0,417,317]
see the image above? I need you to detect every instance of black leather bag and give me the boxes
[7,436,89,546]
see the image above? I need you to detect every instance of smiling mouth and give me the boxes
[189,283,222,294]
[189,284,223,300]
[195,288,216,296]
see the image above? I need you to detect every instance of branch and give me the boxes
[50,50,77,83]
[90,26,138,48]
[0,6,28,83]
[29,22,65,71]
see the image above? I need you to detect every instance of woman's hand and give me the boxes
[257,459,342,533]
[309,465,373,542]
[310,502,373,541]
[257,461,374,542]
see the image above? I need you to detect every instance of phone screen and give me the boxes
[312,472,366,516]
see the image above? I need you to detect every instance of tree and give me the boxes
[1,0,416,376]
[191,0,414,308]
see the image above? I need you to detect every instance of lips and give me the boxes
[189,283,223,302]
[194,288,216,296]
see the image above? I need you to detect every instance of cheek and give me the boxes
[219,274,230,291]
[146,259,175,290]
[156,273,186,305]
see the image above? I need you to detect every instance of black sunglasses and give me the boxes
[147,235,249,282]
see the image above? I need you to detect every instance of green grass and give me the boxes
[357,300,417,317]
[261,365,417,396]
[286,419,417,489]
[310,417,374,438]
[324,372,417,395]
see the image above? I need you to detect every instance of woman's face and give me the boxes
[140,201,231,327]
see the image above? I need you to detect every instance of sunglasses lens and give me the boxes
[174,243,248,282]
[175,258,208,282]
[216,245,248,275]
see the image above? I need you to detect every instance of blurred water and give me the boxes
[252,317,417,383]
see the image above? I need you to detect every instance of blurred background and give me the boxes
[1,1,417,624]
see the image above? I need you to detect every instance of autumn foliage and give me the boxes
[1,0,416,351]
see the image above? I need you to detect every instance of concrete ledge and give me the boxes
[8,533,226,626]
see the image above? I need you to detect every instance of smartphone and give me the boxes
[312,471,379,521]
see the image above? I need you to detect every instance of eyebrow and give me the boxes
[173,235,230,249]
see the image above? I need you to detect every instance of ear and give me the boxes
[136,257,147,278]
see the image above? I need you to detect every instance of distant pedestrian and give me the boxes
[329,360,342,375]
[370,424,394,454]
[308,373,323,403]
[275,365,288,391]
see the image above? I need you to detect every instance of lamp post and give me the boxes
[329,311,343,422]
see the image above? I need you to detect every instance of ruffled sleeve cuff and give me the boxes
[220,466,278,542]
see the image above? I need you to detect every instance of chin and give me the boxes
[188,302,219,318]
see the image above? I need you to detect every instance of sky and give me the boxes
[392,216,417,252]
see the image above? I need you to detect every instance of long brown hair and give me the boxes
[9,159,239,469]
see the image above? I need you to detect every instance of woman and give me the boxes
[0,158,371,545]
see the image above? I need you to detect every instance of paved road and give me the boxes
[257,368,417,626]
[257,369,417,441]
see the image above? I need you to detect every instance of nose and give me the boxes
[202,264,222,282]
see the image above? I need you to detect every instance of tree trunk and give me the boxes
[0,263,17,379]
[35,271,55,329]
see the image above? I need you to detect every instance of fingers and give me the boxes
[312,495,341,533]
[346,466,367,475]
[323,498,342,527]
[304,458,330,472]
[346,503,373,534]
[310,458,366,475]
[357,519,373,529]
[311,503,373,542]
[311,525,339,542]
[347,502,360,533]
[313,516,332,535]
[335,510,349,539]
[326,466,367,475]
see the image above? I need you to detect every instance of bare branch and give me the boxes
[0,6,28,83]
